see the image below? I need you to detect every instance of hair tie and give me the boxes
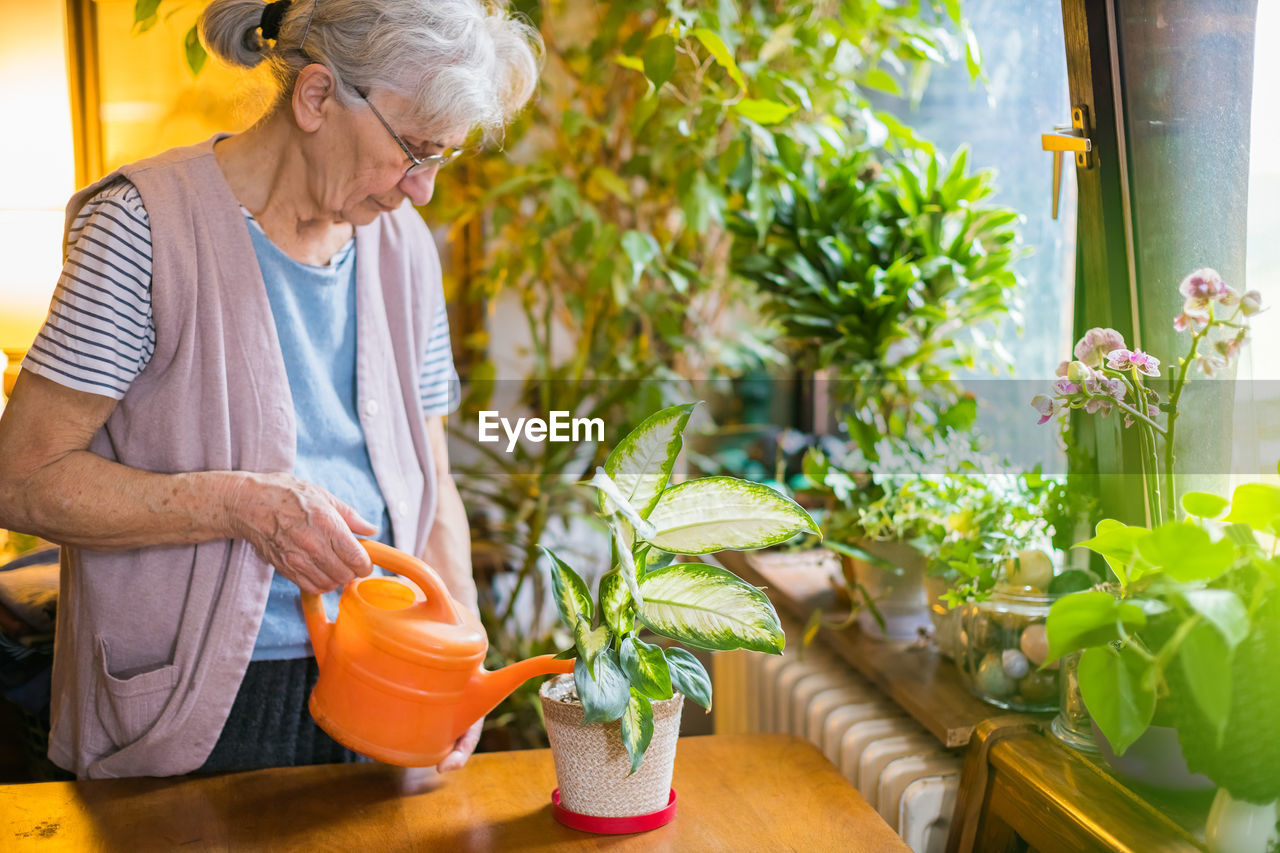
[260,0,291,42]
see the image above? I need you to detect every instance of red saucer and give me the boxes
[550,788,677,834]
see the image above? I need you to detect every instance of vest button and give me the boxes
[397,500,410,517]
[363,399,379,417]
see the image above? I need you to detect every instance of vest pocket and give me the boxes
[94,636,179,749]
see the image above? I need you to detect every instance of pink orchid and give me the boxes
[1173,312,1204,333]
[1084,397,1114,416]
[1179,268,1231,317]
[1031,395,1058,425]
[1080,367,1127,401]
[1053,378,1079,396]
[1106,348,1160,377]
[1073,328,1127,368]
[1179,268,1228,301]
[1199,350,1229,376]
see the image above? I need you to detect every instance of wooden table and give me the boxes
[0,733,908,851]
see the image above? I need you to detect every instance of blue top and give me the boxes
[246,215,393,660]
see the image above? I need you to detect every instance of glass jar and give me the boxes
[956,585,1059,712]
[1050,649,1099,751]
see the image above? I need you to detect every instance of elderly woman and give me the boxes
[0,0,540,779]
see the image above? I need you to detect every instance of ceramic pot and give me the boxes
[845,540,932,643]
[540,674,684,818]
[1206,788,1280,853]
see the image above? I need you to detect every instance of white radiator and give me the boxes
[713,622,961,853]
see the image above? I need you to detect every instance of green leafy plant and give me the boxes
[436,0,979,749]
[1046,484,1280,803]
[544,402,819,772]
[800,438,1077,598]
[729,143,1024,457]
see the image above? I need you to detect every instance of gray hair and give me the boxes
[198,0,543,143]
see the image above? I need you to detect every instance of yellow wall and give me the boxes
[90,0,271,175]
[0,0,273,354]
[0,0,76,351]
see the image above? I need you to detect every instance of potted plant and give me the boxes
[796,437,938,643]
[914,459,1092,679]
[729,141,1024,459]
[797,435,1080,651]
[1046,484,1280,852]
[540,402,819,827]
[1037,270,1272,848]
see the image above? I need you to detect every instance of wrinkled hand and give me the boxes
[225,471,376,594]
[437,717,484,772]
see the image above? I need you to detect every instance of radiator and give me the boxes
[714,621,962,853]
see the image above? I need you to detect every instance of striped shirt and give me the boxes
[24,178,460,415]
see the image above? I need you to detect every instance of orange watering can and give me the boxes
[301,540,574,766]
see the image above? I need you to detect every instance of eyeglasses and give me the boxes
[355,88,465,176]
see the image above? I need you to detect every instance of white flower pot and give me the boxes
[540,674,684,818]
[1206,788,1280,853]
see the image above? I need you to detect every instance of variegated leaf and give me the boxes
[543,546,592,629]
[621,635,673,700]
[590,468,657,539]
[646,548,677,572]
[620,688,655,774]
[576,651,629,724]
[664,647,712,710]
[645,477,820,554]
[615,526,643,606]
[637,563,785,653]
[600,570,634,635]
[601,402,698,519]
[574,620,611,678]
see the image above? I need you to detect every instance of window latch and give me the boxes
[1041,106,1094,220]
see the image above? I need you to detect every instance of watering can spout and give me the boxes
[469,655,576,719]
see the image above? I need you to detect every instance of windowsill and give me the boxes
[712,548,1006,748]
[714,547,1211,849]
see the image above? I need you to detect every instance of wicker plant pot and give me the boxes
[539,674,684,817]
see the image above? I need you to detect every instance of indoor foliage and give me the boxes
[431,0,980,748]
[1047,484,1280,804]
[729,143,1024,458]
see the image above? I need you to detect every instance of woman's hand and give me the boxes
[224,471,376,594]
[436,716,484,773]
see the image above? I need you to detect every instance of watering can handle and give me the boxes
[300,541,464,660]
[358,540,464,625]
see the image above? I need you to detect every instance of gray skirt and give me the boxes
[198,657,365,774]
